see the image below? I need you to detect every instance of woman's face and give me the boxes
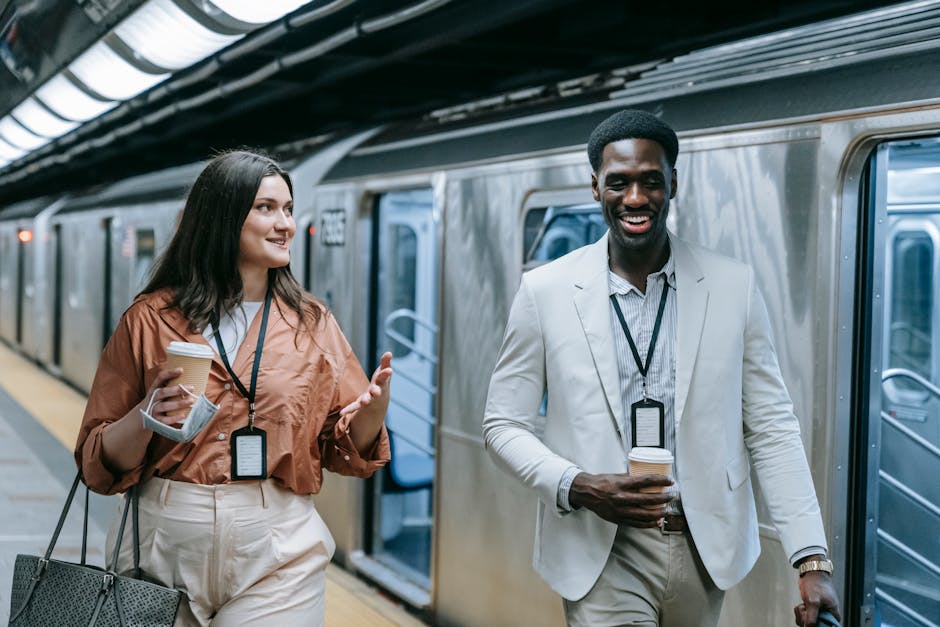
[238,174,295,274]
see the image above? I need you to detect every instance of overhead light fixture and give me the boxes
[0,117,51,150]
[207,0,313,25]
[0,137,27,161]
[69,40,170,101]
[10,98,80,139]
[34,75,118,122]
[115,0,242,71]
[0,0,319,174]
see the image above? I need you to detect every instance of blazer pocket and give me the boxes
[726,452,751,491]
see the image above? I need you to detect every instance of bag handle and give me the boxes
[42,472,141,575]
[14,474,140,626]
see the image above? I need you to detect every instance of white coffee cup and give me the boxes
[628,447,674,494]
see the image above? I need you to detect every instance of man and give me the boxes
[482,109,841,626]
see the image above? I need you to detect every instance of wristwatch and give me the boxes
[798,558,834,577]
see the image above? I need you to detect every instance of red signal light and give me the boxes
[308,225,316,236]
[17,229,33,243]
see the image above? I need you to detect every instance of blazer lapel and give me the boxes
[573,234,626,447]
[670,235,708,427]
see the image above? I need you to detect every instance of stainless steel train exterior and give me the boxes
[2,3,940,625]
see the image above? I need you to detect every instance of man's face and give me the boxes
[592,138,677,256]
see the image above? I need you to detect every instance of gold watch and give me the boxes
[798,558,834,577]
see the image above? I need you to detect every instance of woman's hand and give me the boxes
[341,352,393,452]
[100,366,194,474]
[142,367,195,425]
[340,352,393,420]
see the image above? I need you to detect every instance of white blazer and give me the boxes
[483,232,827,601]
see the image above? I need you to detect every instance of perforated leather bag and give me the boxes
[8,474,181,626]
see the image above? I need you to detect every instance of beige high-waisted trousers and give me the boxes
[106,477,335,627]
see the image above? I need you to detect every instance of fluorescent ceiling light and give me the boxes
[0,137,27,160]
[0,117,51,150]
[35,75,119,122]
[116,0,241,70]
[11,98,80,139]
[69,40,169,101]
[207,0,312,24]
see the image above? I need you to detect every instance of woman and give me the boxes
[74,150,392,626]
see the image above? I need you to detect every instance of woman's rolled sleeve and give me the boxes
[79,423,146,494]
[74,309,148,494]
[322,412,390,476]
[318,334,390,477]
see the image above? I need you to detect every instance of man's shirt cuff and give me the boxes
[790,545,827,567]
[556,465,583,512]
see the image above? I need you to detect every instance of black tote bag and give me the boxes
[7,473,182,626]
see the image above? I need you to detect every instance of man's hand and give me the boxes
[568,471,673,526]
[793,560,841,627]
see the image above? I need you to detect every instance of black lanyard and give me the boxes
[609,280,669,399]
[214,288,272,430]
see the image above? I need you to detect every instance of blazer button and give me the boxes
[223,383,231,391]
[217,433,226,441]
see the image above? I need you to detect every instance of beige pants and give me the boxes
[106,478,335,627]
[564,525,724,627]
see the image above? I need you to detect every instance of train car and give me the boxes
[2,1,939,625]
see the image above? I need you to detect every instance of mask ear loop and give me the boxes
[142,388,160,426]
[178,385,199,401]
[141,385,197,426]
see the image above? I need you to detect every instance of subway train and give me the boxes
[2,2,940,625]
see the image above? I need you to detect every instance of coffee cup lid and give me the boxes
[166,341,214,359]
[628,447,674,464]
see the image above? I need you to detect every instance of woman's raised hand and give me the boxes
[340,352,393,420]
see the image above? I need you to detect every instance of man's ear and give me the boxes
[591,172,600,201]
[670,168,678,199]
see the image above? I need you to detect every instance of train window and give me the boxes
[887,231,933,394]
[134,229,156,291]
[384,224,417,357]
[523,203,605,268]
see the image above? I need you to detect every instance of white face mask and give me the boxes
[140,386,219,443]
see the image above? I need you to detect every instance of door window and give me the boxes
[523,202,605,268]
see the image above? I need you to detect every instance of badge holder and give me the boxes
[231,419,267,480]
[630,395,665,449]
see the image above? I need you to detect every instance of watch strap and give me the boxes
[798,558,834,577]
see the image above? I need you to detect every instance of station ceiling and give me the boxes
[0,0,909,203]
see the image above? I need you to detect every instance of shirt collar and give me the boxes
[607,250,677,296]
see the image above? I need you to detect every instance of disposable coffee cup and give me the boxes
[628,447,674,494]
[165,341,214,397]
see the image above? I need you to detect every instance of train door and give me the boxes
[364,188,439,606]
[51,223,63,368]
[0,229,16,343]
[855,138,940,626]
[14,224,29,345]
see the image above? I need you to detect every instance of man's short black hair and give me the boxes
[587,109,679,171]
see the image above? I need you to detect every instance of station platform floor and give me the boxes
[0,341,426,626]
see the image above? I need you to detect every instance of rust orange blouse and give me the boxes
[75,288,389,495]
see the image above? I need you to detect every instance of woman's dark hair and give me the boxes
[142,149,323,334]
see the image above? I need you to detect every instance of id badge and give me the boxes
[231,426,267,480]
[630,398,665,448]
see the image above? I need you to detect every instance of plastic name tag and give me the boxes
[631,398,665,448]
[231,426,267,480]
